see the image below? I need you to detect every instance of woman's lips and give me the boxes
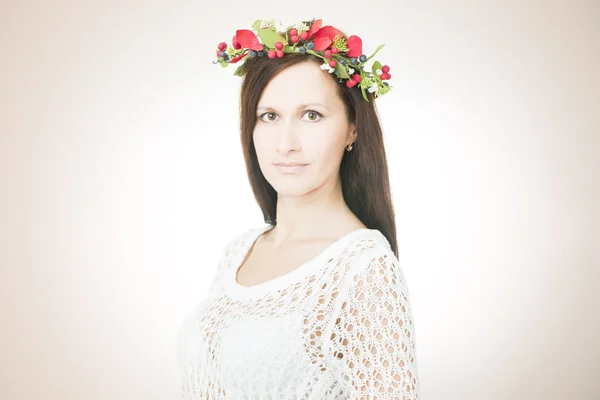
[273,163,308,174]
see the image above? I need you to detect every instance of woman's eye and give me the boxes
[258,110,322,122]
[302,110,322,121]
[260,112,277,122]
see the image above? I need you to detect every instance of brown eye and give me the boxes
[259,112,278,122]
[303,110,322,122]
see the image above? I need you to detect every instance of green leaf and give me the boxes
[334,62,350,79]
[371,61,383,75]
[257,29,287,48]
[252,19,261,32]
[366,44,385,63]
[220,60,228,68]
[360,84,369,102]
[234,63,247,76]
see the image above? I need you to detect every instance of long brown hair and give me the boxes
[238,53,398,256]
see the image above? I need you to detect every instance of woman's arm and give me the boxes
[325,245,420,399]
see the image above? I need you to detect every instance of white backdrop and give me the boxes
[1,1,598,399]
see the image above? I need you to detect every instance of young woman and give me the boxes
[178,19,420,399]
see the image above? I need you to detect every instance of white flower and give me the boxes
[274,19,287,33]
[295,22,310,32]
[367,82,379,93]
[348,67,355,75]
[376,69,382,75]
[320,63,335,73]
[260,20,274,30]
[260,19,286,33]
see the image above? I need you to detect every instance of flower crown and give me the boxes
[214,18,392,101]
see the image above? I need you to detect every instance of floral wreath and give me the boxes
[214,18,393,101]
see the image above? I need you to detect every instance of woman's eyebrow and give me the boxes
[256,103,330,112]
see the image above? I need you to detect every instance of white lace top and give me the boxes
[177,224,420,399]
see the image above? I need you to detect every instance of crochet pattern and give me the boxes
[177,225,420,399]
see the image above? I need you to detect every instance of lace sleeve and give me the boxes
[204,233,241,298]
[325,246,420,399]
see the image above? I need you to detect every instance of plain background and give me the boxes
[1,1,598,399]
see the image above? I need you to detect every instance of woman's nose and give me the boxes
[276,121,300,154]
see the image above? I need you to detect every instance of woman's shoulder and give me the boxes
[218,223,273,259]
[233,223,273,245]
[346,228,400,274]
[352,228,394,256]
[207,224,273,288]
[311,227,396,279]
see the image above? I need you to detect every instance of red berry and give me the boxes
[352,74,361,82]
[275,41,284,50]
[268,50,277,58]
[300,32,309,41]
[324,50,331,58]
[218,42,227,51]
[329,60,336,67]
[291,35,299,43]
[382,65,390,73]
[386,73,392,79]
[331,47,338,54]
[232,40,241,50]
[216,50,221,57]
[346,79,356,88]
[290,28,298,37]
[276,49,284,58]
[380,73,386,80]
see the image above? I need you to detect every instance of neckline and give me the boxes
[223,224,383,298]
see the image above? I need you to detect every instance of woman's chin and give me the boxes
[270,181,313,198]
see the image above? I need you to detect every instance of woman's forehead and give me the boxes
[258,63,340,110]
[257,102,331,112]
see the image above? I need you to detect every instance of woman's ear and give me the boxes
[348,123,357,144]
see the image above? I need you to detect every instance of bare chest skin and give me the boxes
[235,237,334,287]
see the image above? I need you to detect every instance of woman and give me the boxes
[178,18,420,399]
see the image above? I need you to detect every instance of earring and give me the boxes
[346,142,354,151]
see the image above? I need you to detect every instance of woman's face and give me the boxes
[253,61,356,198]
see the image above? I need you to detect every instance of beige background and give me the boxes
[1,1,598,399]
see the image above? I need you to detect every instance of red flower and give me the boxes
[313,36,332,51]
[230,50,250,64]
[312,25,345,51]
[307,19,322,39]
[313,26,344,42]
[235,29,263,51]
[346,35,362,58]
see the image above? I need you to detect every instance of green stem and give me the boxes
[354,44,385,68]
[306,49,327,61]
[365,44,385,63]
